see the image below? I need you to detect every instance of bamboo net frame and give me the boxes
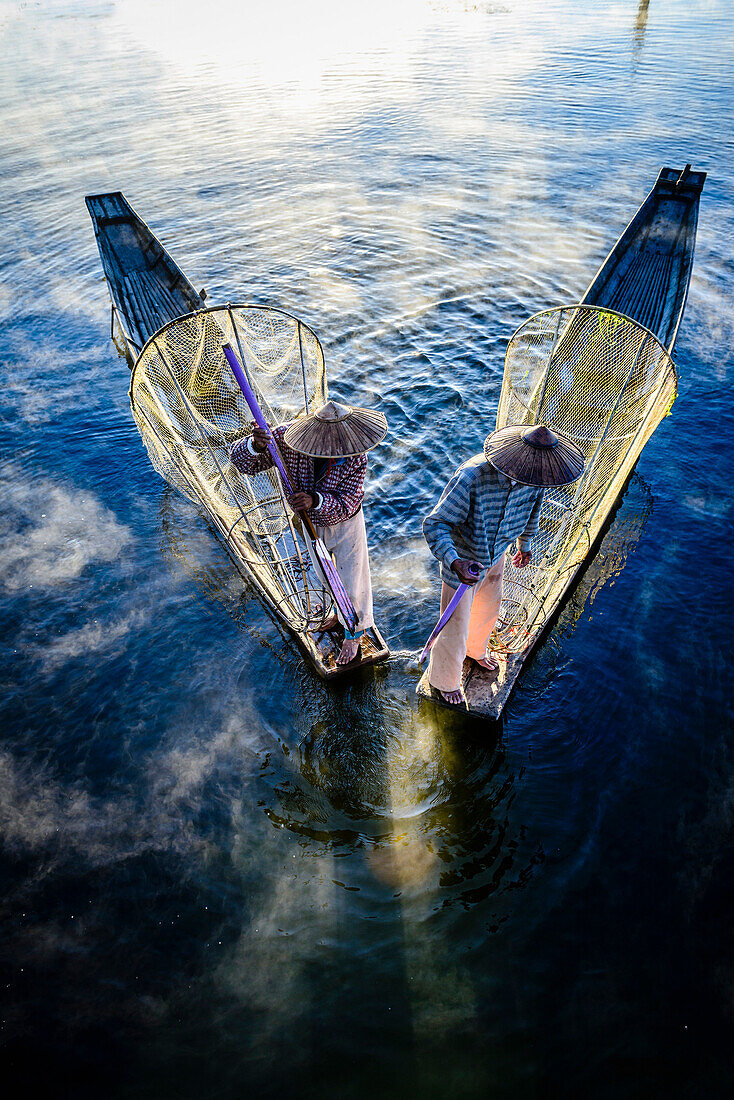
[129,305,330,631]
[489,305,677,654]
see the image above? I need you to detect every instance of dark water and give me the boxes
[1,1,733,1096]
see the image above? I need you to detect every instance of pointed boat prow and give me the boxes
[86,191,205,362]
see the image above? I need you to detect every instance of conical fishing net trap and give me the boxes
[130,304,330,630]
[490,305,677,655]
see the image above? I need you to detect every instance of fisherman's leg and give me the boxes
[320,511,374,664]
[321,509,374,630]
[466,553,505,669]
[427,581,474,701]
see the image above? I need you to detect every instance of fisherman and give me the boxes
[231,400,387,666]
[423,423,585,706]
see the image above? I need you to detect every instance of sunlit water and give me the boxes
[1,0,733,1095]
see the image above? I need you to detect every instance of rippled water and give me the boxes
[1,0,733,1095]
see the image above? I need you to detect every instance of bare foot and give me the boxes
[336,637,361,665]
[438,687,464,706]
[472,653,499,672]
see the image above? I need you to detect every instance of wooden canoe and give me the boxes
[86,192,206,361]
[417,164,705,718]
[87,193,389,679]
[581,164,705,347]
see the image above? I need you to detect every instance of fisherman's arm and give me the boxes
[230,423,284,475]
[422,468,481,583]
[513,487,544,567]
[308,455,366,526]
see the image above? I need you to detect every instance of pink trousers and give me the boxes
[427,554,505,693]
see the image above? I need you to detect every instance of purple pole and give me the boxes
[222,343,359,634]
[419,563,482,663]
[223,344,295,494]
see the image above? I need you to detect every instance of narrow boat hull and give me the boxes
[418,165,705,719]
[581,165,705,349]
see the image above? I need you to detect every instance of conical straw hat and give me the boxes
[283,400,388,457]
[484,424,585,487]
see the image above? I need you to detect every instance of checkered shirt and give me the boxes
[230,423,367,528]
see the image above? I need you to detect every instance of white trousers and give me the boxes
[427,553,505,693]
[309,509,374,632]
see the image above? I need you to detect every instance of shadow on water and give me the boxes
[148,487,555,1092]
[286,684,521,1095]
[140,488,545,1091]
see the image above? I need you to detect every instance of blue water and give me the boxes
[1,0,733,1095]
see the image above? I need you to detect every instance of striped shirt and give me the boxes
[423,455,544,589]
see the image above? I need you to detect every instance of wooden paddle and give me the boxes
[222,343,359,634]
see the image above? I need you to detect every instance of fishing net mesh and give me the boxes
[490,305,676,654]
[130,305,329,630]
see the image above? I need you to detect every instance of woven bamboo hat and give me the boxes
[283,400,387,458]
[484,423,585,487]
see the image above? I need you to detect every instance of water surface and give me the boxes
[1,1,733,1096]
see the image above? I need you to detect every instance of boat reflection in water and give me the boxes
[295,699,525,1041]
[633,0,651,68]
[557,470,653,635]
[515,470,654,711]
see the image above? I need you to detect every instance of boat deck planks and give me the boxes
[417,165,705,720]
[417,657,520,717]
[582,165,705,350]
[86,191,206,361]
[302,625,391,679]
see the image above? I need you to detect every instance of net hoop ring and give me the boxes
[488,582,546,655]
[503,303,677,394]
[130,302,326,395]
